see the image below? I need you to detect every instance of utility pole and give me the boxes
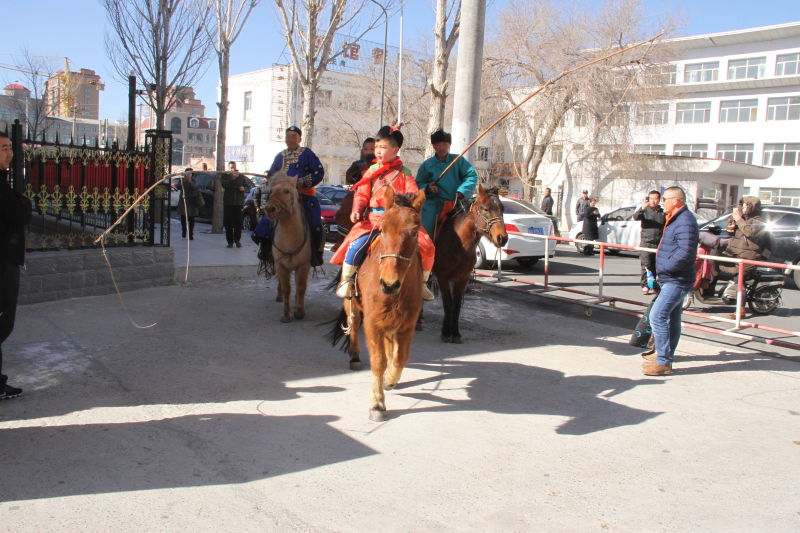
[127,74,136,150]
[397,1,404,125]
[450,0,486,159]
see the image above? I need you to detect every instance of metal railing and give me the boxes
[478,231,800,351]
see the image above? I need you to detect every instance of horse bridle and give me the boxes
[470,197,503,236]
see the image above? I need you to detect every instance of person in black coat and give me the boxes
[0,132,32,400]
[633,190,666,294]
[581,199,600,241]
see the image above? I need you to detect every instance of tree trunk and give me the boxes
[211,47,230,234]
[425,0,455,158]
[301,80,317,148]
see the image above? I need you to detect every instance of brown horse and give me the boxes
[265,173,311,323]
[433,185,508,343]
[330,187,426,422]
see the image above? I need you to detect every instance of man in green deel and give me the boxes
[415,129,479,237]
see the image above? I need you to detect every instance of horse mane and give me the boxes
[391,193,417,209]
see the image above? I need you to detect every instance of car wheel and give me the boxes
[517,257,539,268]
[475,242,488,269]
[793,260,800,289]
[748,286,781,315]
[574,233,594,255]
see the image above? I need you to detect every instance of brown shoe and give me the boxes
[642,361,673,376]
[641,353,656,362]
[727,307,747,320]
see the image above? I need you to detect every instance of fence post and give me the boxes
[145,129,172,246]
[10,120,24,194]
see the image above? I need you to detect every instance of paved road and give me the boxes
[478,244,800,358]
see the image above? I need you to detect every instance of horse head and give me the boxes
[473,184,508,248]
[376,187,425,295]
[265,173,299,220]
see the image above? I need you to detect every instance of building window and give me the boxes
[549,145,563,163]
[766,96,800,121]
[634,144,666,155]
[606,104,630,126]
[209,120,216,130]
[636,103,669,125]
[189,117,200,128]
[683,62,719,83]
[170,116,181,134]
[719,99,758,122]
[673,144,708,157]
[242,126,251,145]
[513,145,524,162]
[317,89,332,107]
[776,53,800,76]
[573,108,588,127]
[716,143,754,164]
[243,91,252,120]
[727,57,766,80]
[676,101,711,124]
[477,146,489,161]
[656,64,677,85]
[763,143,800,166]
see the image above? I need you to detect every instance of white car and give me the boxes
[568,206,706,255]
[475,196,556,268]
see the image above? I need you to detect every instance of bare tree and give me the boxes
[5,48,56,141]
[483,0,673,201]
[204,0,260,233]
[425,0,460,156]
[103,0,212,132]
[273,0,388,147]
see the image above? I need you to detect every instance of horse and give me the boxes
[329,187,426,422]
[331,190,355,254]
[433,185,508,343]
[265,173,311,323]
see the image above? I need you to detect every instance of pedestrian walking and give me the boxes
[581,199,600,241]
[575,190,589,221]
[633,190,666,294]
[179,168,201,240]
[0,132,32,400]
[540,187,554,216]
[643,186,698,376]
[221,167,250,248]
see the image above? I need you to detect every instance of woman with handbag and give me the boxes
[179,168,202,240]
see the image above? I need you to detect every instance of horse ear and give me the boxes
[413,189,426,212]
[477,183,486,198]
[383,185,395,210]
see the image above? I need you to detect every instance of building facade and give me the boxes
[44,68,104,120]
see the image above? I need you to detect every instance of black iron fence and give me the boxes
[6,120,173,251]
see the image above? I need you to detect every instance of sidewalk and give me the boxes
[171,217,262,281]
[1,223,799,532]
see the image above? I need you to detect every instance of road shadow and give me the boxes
[0,412,375,501]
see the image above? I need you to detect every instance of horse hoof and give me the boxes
[349,359,362,371]
[441,334,452,343]
[369,408,387,422]
[384,382,397,390]
[451,336,463,344]
[280,315,291,323]
[294,310,305,320]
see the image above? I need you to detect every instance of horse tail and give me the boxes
[430,272,441,298]
[325,308,351,352]
[325,266,342,291]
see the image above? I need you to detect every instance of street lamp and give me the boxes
[368,0,388,129]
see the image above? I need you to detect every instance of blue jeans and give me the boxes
[344,232,378,267]
[648,281,692,366]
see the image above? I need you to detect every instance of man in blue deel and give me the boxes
[415,129,478,237]
[265,126,326,266]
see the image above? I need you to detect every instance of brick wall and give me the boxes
[20,247,175,305]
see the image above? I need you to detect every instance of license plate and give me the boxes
[330,224,338,232]
[528,227,544,235]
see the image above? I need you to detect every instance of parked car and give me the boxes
[501,194,561,237]
[317,184,349,205]
[319,195,340,240]
[699,205,800,287]
[475,196,556,269]
[568,205,706,255]
[189,172,255,219]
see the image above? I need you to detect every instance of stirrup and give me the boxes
[336,279,354,298]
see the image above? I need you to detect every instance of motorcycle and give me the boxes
[683,239,786,315]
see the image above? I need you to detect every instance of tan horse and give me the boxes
[265,173,311,323]
[329,187,426,422]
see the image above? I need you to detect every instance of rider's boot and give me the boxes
[259,235,273,263]
[422,271,435,301]
[310,227,324,267]
[336,264,358,298]
[722,280,737,300]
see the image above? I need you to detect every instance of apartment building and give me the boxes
[44,68,104,120]
[505,22,799,218]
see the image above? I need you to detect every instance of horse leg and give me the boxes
[279,269,292,322]
[294,263,309,320]
[345,298,362,370]
[439,280,454,343]
[450,278,468,343]
[385,328,413,390]
[366,325,388,421]
[275,278,283,302]
[415,309,423,331]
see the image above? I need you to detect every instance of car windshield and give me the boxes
[501,197,540,215]
[319,196,334,205]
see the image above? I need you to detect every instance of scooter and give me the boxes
[683,241,786,315]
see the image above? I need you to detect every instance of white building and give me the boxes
[504,21,799,222]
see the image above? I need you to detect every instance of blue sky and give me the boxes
[1,0,797,121]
